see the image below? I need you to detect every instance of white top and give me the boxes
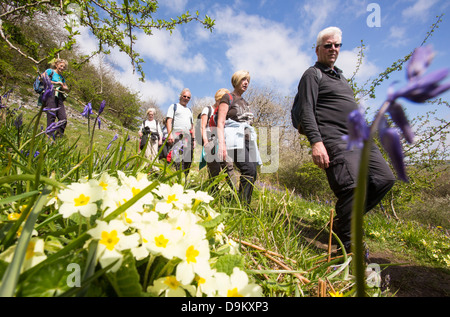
[201,105,214,133]
[140,119,162,136]
[166,103,193,132]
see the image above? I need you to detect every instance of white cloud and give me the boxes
[135,29,207,74]
[159,0,188,14]
[214,7,312,94]
[402,0,440,21]
[337,47,379,82]
[301,0,340,41]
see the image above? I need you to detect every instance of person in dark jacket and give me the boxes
[295,26,395,254]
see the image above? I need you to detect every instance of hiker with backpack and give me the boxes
[139,107,162,163]
[166,88,195,176]
[292,27,395,256]
[198,88,237,192]
[215,70,260,206]
[40,58,69,138]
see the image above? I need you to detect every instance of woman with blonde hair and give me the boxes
[216,70,260,205]
[139,107,163,163]
[201,88,236,191]
[41,58,69,138]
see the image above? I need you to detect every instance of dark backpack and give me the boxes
[194,105,212,146]
[209,93,233,128]
[34,70,54,94]
[291,66,322,135]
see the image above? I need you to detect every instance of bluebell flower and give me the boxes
[386,102,414,144]
[379,118,407,181]
[41,73,53,103]
[342,109,370,149]
[97,117,101,129]
[98,100,106,115]
[388,46,450,104]
[407,45,434,81]
[43,107,60,117]
[106,134,119,150]
[14,113,23,129]
[46,120,67,135]
[81,103,93,118]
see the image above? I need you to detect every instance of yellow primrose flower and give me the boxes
[58,180,103,218]
[148,275,196,297]
[140,220,183,260]
[214,267,263,297]
[154,183,192,214]
[176,239,211,285]
[0,237,47,273]
[88,219,140,272]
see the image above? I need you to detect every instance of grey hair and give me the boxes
[316,27,342,47]
[146,107,156,115]
[179,88,191,98]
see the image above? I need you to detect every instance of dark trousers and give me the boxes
[172,133,194,176]
[325,142,395,246]
[232,138,258,206]
[45,93,67,137]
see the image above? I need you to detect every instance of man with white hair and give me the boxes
[293,26,395,256]
[166,88,195,175]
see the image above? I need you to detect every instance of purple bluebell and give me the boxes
[379,118,408,181]
[106,134,119,150]
[43,107,60,117]
[41,73,53,103]
[81,103,93,118]
[389,68,450,103]
[386,102,414,144]
[14,113,23,129]
[46,120,67,135]
[388,46,450,104]
[407,46,434,81]
[97,117,101,129]
[342,109,370,149]
[98,100,106,115]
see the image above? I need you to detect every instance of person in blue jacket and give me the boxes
[41,58,69,138]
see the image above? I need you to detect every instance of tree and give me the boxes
[0,0,215,78]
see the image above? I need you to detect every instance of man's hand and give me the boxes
[312,141,330,169]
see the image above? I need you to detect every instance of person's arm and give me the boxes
[201,109,209,145]
[157,122,163,145]
[298,68,329,169]
[217,102,229,161]
[166,117,174,144]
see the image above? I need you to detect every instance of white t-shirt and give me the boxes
[166,103,193,132]
[140,119,162,136]
[201,105,214,133]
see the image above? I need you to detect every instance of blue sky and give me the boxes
[77,0,450,123]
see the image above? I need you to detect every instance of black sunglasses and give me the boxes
[323,43,342,49]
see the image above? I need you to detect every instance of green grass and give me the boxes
[1,96,449,297]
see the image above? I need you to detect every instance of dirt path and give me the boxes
[369,249,450,297]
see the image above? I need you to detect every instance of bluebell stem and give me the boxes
[344,45,450,296]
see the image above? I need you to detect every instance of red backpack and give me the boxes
[209,93,233,127]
